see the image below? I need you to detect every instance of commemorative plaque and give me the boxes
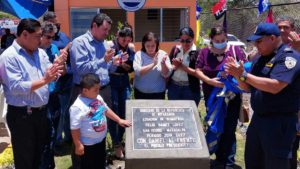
[125,100,209,169]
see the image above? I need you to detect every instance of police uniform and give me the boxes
[245,44,300,169]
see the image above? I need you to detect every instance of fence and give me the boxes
[199,1,300,49]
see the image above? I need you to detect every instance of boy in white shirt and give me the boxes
[70,73,131,169]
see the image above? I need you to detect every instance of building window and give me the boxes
[70,8,127,39]
[135,8,189,42]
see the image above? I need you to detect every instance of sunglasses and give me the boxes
[180,39,192,43]
[43,35,55,40]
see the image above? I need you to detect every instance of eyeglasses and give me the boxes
[180,39,192,43]
[43,35,55,40]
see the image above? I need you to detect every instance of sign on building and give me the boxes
[117,0,146,12]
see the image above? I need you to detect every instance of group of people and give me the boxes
[1,10,300,169]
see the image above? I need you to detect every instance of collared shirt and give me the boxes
[70,31,115,86]
[250,44,300,115]
[172,44,197,82]
[0,40,51,107]
[133,50,172,93]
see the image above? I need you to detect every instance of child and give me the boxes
[70,73,131,169]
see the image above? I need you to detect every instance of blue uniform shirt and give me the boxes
[70,31,116,86]
[0,40,52,107]
[250,44,300,115]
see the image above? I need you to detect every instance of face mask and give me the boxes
[213,41,227,49]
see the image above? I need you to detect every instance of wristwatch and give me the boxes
[239,70,247,82]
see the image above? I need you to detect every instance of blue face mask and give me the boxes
[213,41,227,49]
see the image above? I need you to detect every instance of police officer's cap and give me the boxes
[247,23,280,42]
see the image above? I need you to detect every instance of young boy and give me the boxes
[70,73,131,169]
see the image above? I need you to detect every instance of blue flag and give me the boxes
[196,1,202,20]
[0,0,52,19]
[258,0,270,15]
[205,62,252,154]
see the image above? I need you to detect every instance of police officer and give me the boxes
[225,23,300,169]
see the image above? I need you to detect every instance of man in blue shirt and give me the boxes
[225,23,300,169]
[0,18,66,169]
[276,16,300,169]
[69,13,118,169]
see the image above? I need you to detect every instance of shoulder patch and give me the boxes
[285,56,297,69]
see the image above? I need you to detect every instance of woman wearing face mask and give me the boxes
[133,32,173,99]
[168,27,201,106]
[195,26,247,169]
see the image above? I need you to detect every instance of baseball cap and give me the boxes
[247,23,280,41]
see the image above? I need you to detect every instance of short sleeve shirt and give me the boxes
[250,44,300,115]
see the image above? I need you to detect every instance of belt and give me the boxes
[100,83,110,90]
[8,104,47,113]
[171,80,189,86]
[110,72,125,76]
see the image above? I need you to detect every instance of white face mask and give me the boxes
[213,41,227,49]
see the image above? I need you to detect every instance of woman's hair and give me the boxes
[117,23,133,39]
[80,73,100,90]
[141,32,159,53]
[179,27,194,39]
[41,21,57,35]
[209,26,226,39]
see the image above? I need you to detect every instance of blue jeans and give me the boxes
[167,81,201,106]
[108,74,131,145]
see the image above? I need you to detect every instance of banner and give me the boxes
[0,0,52,19]
[211,0,227,20]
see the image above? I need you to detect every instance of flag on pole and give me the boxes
[265,8,273,23]
[212,0,227,20]
[196,1,202,43]
[223,11,227,33]
[258,0,270,15]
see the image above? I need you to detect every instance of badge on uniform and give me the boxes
[265,63,273,67]
[285,56,297,69]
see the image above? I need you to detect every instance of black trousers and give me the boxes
[245,114,297,169]
[6,105,49,169]
[80,140,106,169]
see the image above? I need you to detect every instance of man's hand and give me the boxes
[43,63,64,83]
[224,56,244,78]
[289,31,300,52]
[104,49,115,63]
